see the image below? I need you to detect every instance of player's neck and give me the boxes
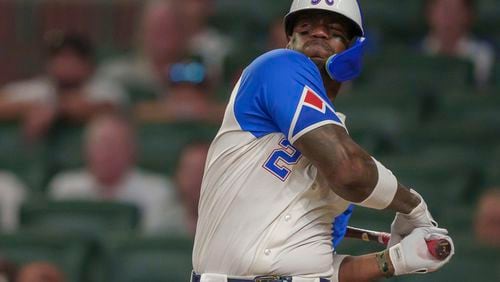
[321,71,341,102]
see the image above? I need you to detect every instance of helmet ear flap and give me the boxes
[325,37,367,82]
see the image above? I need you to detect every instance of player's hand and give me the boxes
[388,189,438,247]
[388,227,454,276]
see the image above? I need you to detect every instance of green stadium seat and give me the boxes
[361,50,474,93]
[339,107,403,155]
[123,82,159,104]
[137,122,218,174]
[378,151,478,212]
[0,122,47,192]
[359,0,425,43]
[401,119,499,154]
[484,147,500,188]
[105,235,194,282]
[46,124,86,175]
[19,200,139,240]
[438,206,476,237]
[0,232,93,282]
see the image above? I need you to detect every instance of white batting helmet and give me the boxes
[284,0,364,37]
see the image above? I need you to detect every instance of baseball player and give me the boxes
[192,1,454,281]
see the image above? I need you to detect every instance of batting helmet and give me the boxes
[284,0,364,37]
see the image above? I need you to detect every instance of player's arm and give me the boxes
[294,124,419,213]
[294,123,439,246]
[337,253,394,282]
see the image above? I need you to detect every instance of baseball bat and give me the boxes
[345,226,452,260]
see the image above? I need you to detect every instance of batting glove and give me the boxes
[388,189,438,247]
[389,227,454,276]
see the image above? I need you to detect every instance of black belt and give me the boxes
[191,273,330,282]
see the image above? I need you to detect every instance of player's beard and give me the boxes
[303,38,335,62]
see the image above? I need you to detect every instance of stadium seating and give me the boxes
[137,122,218,175]
[0,232,93,282]
[104,235,194,282]
[19,200,139,240]
[45,124,86,178]
[0,122,47,193]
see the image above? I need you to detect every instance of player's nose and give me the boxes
[310,23,329,39]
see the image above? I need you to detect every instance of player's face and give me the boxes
[288,11,353,67]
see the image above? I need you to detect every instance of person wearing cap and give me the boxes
[0,32,126,142]
[134,60,224,123]
[192,1,454,281]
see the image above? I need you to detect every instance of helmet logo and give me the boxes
[311,0,334,5]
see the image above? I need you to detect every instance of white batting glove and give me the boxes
[389,227,454,276]
[388,189,438,247]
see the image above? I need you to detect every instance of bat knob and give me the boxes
[426,239,452,260]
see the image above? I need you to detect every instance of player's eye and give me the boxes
[330,30,348,44]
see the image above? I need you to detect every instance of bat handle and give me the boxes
[426,239,452,260]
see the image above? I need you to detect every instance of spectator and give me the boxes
[48,114,184,234]
[179,0,233,84]
[0,32,126,143]
[16,262,65,282]
[175,142,209,236]
[134,60,224,123]
[475,188,500,247]
[421,0,495,87]
[0,171,26,232]
[98,0,188,100]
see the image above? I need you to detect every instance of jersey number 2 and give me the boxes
[263,139,302,181]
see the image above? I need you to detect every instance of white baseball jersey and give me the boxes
[193,49,352,278]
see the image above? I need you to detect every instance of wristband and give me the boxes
[375,250,393,278]
[359,157,398,210]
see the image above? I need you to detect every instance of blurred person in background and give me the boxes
[179,0,233,85]
[175,142,209,236]
[0,171,26,232]
[98,0,188,100]
[475,188,500,247]
[421,0,495,87]
[134,60,224,123]
[0,258,17,282]
[0,32,126,143]
[48,114,184,234]
[16,262,65,282]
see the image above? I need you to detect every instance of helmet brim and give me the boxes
[284,8,363,38]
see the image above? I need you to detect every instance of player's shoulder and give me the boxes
[246,49,318,76]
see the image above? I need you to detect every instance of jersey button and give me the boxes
[264,249,271,256]
[284,214,292,221]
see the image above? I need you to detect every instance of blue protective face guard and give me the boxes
[325,37,367,82]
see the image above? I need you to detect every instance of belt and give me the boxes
[191,273,330,282]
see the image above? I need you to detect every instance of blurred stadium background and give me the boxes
[0,0,498,281]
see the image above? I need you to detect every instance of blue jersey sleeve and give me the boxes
[234,49,345,143]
